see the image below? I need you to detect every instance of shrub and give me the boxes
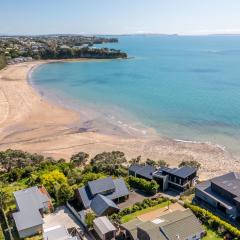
[126,176,159,195]
[109,197,168,223]
[179,160,201,169]
[185,202,240,238]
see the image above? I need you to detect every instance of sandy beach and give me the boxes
[0,61,240,179]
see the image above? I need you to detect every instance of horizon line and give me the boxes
[2,32,240,37]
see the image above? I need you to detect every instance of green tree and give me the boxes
[70,152,89,167]
[41,170,67,195]
[157,160,169,167]
[85,212,96,228]
[130,155,141,165]
[179,160,201,169]
[0,184,10,210]
[146,159,157,166]
[57,183,74,204]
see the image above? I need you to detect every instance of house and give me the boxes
[12,186,52,238]
[153,166,198,192]
[43,225,78,240]
[90,194,119,216]
[76,177,129,216]
[93,216,117,240]
[195,172,240,220]
[121,209,205,240]
[129,165,156,181]
[129,164,198,192]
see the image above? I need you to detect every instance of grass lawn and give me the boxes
[121,201,169,223]
[203,227,222,240]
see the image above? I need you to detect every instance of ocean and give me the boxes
[31,35,240,155]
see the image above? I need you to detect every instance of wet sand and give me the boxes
[0,61,239,179]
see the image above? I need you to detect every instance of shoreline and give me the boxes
[0,60,240,179]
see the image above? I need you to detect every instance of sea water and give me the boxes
[31,35,240,154]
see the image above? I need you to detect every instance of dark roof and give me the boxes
[77,177,129,210]
[13,186,49,231]
[196,172,240,208]
[90,194,119,216]
[88,177,115,196]
[121,218,142,240]
[129,164,156,180]
[211,173,240,197]
[107,178,129,200]
[161,166,196,178]
[77,186,92,209]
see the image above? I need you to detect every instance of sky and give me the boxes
[1,0,240,35]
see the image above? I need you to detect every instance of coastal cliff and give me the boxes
[0,35,127,64]
[40,47,127,60]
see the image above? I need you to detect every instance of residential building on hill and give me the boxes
[76,177,129,216]
[121,209,205,240]
[195,172,240,221]
[129,164,198,192]
[12,186,52,238]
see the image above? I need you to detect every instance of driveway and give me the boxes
[43,206,80,229]
[118,190,148,209]
[43,206,95,240]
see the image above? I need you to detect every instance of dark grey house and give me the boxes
[129,164,198,192]
[76,177,129,216]
[129,164,156,181]
[195,172,240,220]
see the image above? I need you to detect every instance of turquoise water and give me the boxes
[32,35,240,154]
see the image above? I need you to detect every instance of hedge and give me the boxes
[126,176,159,195]
[185,202,240,239]
[110,197,169,223]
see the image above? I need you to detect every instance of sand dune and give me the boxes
[0,61,239,180]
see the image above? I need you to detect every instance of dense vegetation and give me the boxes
[185,202,240,239]
[38,47,127,60]
[110,197,171,223]
[126,176,159,195]
[0,54,6,69]
[0,150,130,206]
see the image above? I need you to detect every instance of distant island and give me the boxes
[0,35,127,69]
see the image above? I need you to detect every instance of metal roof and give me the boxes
[196,172,240,209]
[137,209,204,240]
[129,164,156,180]
[12,209,43,232]
[106,178,129,200]
[93,216,116,234]
[43,225,77,240]
[121,218,142,240]
[90,194,119,216]
[13,186,49,231]
[161,166,196,178]
[77,186,92,209]
[88,177,115,196]
[159,209,204,239]
[122,209,204,240]
[137,221,166,240]
[77,178,129,210]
